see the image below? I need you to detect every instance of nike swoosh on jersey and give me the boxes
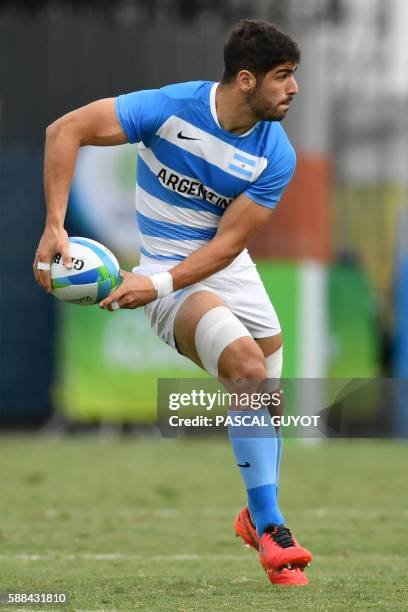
[177,131,201,141]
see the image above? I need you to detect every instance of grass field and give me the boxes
[0,435,407,611]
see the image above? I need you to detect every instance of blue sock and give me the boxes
[228,409,285,535]
[248,428,283,527]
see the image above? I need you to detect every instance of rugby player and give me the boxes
[34,19,312,585]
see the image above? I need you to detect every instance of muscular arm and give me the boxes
[100,193,274,310]
[45,98,127,224]
[169,193,272,290]
[34,98,128,290]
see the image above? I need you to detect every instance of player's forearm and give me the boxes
[44,119,81,228]
[169,233,244,290]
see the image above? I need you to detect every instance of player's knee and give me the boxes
[195,306,259,378]
[227,359,266,381]
[220,342,266,380]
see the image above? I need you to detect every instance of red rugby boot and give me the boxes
[267,566,309,586]
[259,525,312,573]
[234,507,259,551]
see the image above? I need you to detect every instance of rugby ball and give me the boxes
[51,237,120,305]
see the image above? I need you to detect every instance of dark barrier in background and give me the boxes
[0,2,254,426]
[0,146,55,426]
[0,6,227,144]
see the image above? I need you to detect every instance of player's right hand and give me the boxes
[33,225,72,293]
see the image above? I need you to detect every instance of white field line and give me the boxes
[41,508,408,520]
[301,508,408,519]
[0,552,406,564]
[0,553,244,562]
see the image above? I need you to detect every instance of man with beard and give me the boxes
[34,19,312,586]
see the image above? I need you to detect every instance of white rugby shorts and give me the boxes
[132,249,281,349]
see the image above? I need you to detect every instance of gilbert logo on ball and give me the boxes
[51,237,120,305]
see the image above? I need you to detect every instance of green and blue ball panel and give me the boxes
[51,237,120,305]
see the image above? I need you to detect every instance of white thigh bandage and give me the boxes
[195,306,251,377]
[265,346,283,387]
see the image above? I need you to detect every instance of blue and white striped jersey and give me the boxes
[115,81,296,263]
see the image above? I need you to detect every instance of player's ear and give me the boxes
[236,70,256,93]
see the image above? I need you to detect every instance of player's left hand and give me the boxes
[99,269,157,311]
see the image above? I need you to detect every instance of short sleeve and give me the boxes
[115,89,167,145]
[244,147,296,209]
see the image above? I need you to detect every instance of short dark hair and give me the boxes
[222,19,300,83]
